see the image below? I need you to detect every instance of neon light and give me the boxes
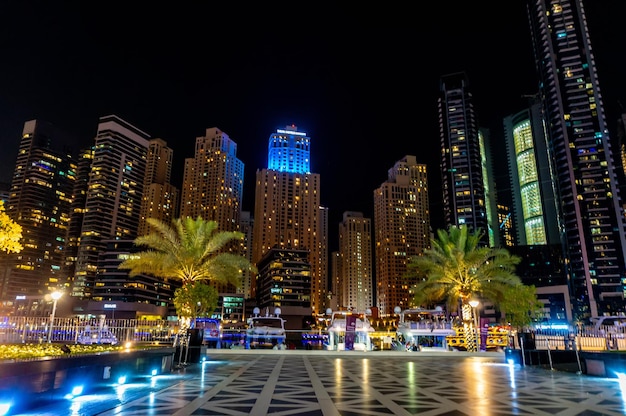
[276,129,306,136]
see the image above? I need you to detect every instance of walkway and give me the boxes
[12,350,626,415]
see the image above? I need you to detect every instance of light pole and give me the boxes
[469,299,479,351]
[48,291,63,343]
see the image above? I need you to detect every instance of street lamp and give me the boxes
[469,299,479,351]
[48,291,63,343]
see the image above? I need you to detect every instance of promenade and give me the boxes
[12,349,626,416]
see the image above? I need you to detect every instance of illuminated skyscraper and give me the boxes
[180,127,243,232]
[338,211,373,313]
[438,72,489,244]
[63,147,93,292]
[252,125,326,316]
[138,138,179,236]
[527,0,626,318]
[374,156,430,315]
[72,115,150,299]
[180,127,245,294]
[504,99,560,246]
[0,120,76,304]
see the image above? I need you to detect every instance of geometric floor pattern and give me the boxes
[15,350,626,416]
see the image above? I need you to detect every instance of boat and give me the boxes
[245,307,286,349]
[76,324,118,345]
[395,307,456,351]
[325,309,375,351]
[193,317,222,348]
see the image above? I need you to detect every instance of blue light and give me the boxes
[64,385,84,399]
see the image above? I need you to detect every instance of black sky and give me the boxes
[1,2,626,245]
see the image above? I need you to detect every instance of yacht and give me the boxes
[395,307,455,351]
[245,307,286,349]
[326,309,374,351]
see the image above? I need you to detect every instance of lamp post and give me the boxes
[48,291,63,343]
[469,299,479,351]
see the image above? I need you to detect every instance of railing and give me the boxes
[2,316,625,352]
[524,325,626,351]
[0,316,177,345]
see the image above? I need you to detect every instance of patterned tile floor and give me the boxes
[13,350,626,416]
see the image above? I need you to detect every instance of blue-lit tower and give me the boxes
[267,124,311,174]
[252,125,327,318]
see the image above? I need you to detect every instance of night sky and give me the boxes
[2,1,626,246]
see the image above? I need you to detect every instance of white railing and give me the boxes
[530,324,626,351]
[0,316,177,345]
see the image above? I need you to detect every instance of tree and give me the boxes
[173,281,219,323]
[118,217,256,332]
[0,200,22,254]
[405,224,522,351]
[499,284,544,330]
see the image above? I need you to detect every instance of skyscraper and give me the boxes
[374,156,430,315]
[438,72,489,244]
[1,120,76,303]
[239,210,254,300]
[63,147,93,294]
[527,0,626,318]
[71,115,150,299]
[138,138,179,236]
[504,99,560,246]
[180,127,243,232]
[338,211,373,313]
[252,125,326,315]
[180,127,245,294]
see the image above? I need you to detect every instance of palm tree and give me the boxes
[405,224,522,351]
[0,200,23,254]
[118,217,256,333]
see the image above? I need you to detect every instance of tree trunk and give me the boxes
[462,303,477,352]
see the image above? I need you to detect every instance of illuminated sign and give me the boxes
[276,129,306,136]
[104,303,117,309]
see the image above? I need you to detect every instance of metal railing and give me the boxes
[524,324,626,351]
[0,316,177,345]
[2,316,625,352]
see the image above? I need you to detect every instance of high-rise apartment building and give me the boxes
[504,99,560,246]
[252,125,326,316]
[374,156,430,316]
[63,147,94,293]
[180,127,244,294]
[71,115,150,299]
[527,0,626,318]
[180,128,243,232]
[239,210,254,300]
[438,72,489,244]
[478,128,500,247]
[138,138,179,236]
[338,211,373,313]
[0,120,76,303]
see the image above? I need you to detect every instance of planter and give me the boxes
[0,347,175,414]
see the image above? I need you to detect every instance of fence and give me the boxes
[0,316,176,345]
[2,316,625,352]
[522,324,626,352]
